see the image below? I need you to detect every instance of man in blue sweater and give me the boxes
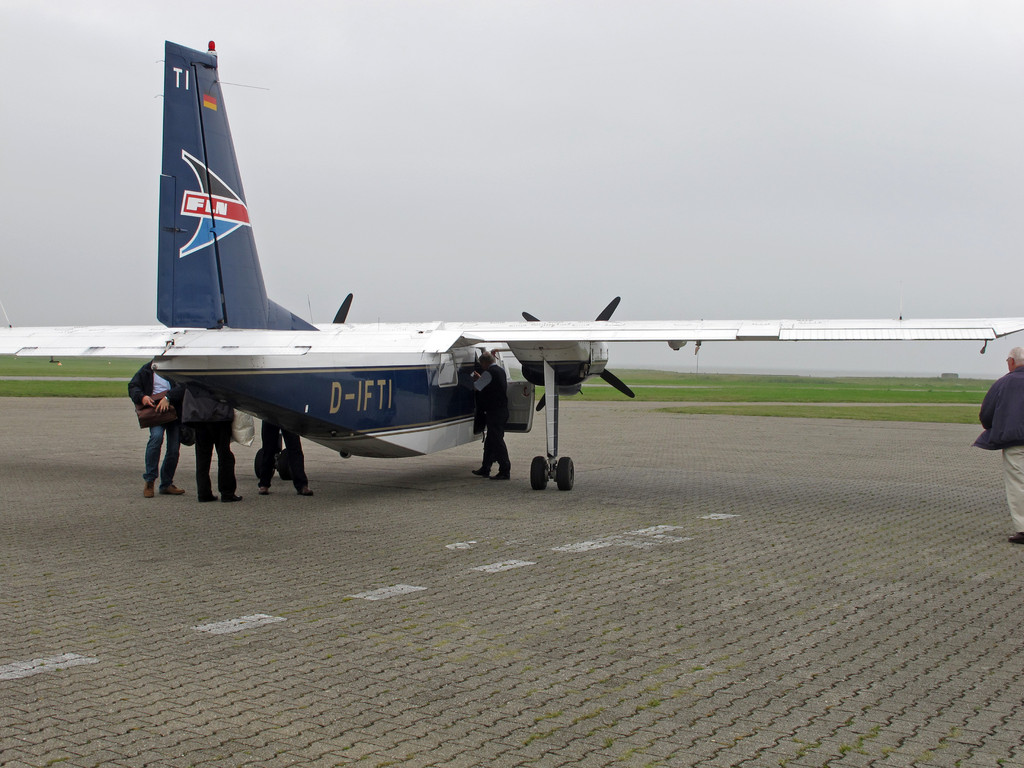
[975,346,1024,543]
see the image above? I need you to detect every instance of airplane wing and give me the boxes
[449,317,1024,346]
[0,326,178,357]
[3,317,1024,359]
[0,326,325,358]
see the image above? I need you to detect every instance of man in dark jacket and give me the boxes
[128,361,186,498]
[471,352,511,480]
[974,346,1024,543]
[181,383,241,503]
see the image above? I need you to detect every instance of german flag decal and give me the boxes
[202,93,217,111]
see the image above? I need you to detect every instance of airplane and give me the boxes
[3,40,1024,492]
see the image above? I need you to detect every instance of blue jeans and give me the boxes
[143,421,181,489]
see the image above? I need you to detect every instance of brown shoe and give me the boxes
[144,481,155,498]
[1008,532,1024,544]
[160,485,186,495]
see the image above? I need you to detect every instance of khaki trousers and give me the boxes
[1002,445,1024,532]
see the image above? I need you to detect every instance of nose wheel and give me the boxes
[530,455,574,491]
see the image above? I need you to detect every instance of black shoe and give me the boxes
[1009,532,1024,544]
[471,468,490,478]
[258,486,270,495]
[198,494,218,503]
[220,494,243,503]
[297,487,314,496]
[490,473,511,481]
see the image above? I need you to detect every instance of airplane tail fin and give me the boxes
[157,41,314,331]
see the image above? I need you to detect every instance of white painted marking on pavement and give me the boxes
[349,584,427,601]
[472,560,536,573]
[553,525,691,553]
[0,653,99,680]
[701,514,739,520]
[626,525,687,535]
[193,614,287,635]
[553,540,614,553]
[446,541,477,550]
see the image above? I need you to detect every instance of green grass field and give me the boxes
[0,356,138,397]
[577,369,991,404]
[0,356,140,378]
[581,370,989,424]
[0,357,992,424]
[656,404,981,424]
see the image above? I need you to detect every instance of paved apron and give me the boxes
[1,398,1021,767]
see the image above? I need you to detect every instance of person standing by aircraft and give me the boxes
[182,383,241,503]
[974,346,1024,544]
[257,421,313,496]
[471,352,511,480]
[128,361,185,498]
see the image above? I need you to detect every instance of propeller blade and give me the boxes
[524,296,619,323]
[536,393,546,412]
[595,296,621,322]
[600,369,635,398]
[332,293,354,324]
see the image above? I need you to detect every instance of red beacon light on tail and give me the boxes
[208,41,217,54]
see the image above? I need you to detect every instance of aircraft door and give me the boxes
[506,379,535,433]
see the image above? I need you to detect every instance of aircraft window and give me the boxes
[435,353,457,387]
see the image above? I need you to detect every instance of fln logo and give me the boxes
[178,150,251,258]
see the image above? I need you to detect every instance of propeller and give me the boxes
[524,297,635,411]
[599,368,635,399]
[333,293,354,324]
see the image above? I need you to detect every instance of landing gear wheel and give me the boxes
[276,449,293,481]
[555,456,574,491]
[530,456,549,490]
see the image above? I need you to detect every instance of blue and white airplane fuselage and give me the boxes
[155,329,484,459]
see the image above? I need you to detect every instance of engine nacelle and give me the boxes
[510,341,609,389]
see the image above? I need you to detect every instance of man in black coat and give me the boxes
[128,361,186,498]
[181,383,241,503]
[471,352,511,480]
[975,346,1024,543]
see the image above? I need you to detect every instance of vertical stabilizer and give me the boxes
[157,41,314,330]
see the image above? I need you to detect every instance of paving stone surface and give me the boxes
[1,397,1023,767]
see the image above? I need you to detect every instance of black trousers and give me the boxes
[257,423,309,491]
[481,407,510,474]
[193,421,236,498]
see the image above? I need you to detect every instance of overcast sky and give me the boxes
[2,1,1022,377]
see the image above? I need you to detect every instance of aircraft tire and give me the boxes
[530,456,549,490]
[276,449,293,481]
[555,456,574,491]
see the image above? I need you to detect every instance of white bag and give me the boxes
[231,410,256,446]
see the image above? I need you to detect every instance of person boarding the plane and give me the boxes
[974,346,1024,544]
[257,422,313,496]
[471,352,511,480]
[182,383,242,503]
[128,361,186,498]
